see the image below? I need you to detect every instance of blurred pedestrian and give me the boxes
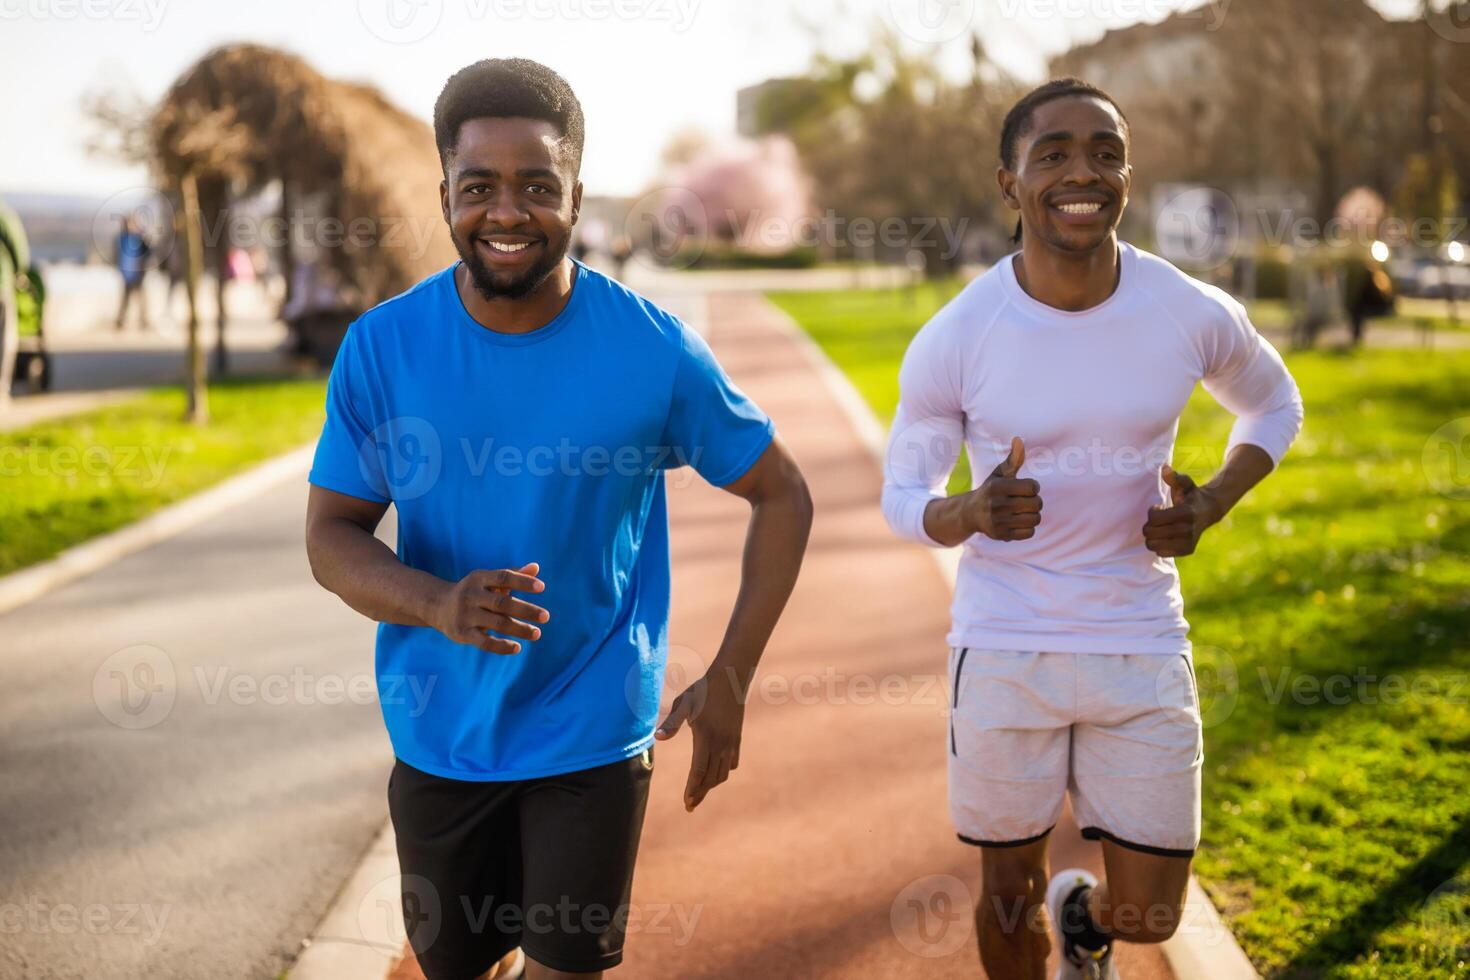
[1344,253,1395,347]
[115,212,153,331]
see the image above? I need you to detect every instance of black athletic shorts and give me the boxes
[387,749,654,979]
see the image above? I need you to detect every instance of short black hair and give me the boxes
[433,58,585,175]
[999,77,1129,171]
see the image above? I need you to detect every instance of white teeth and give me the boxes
[485,241,530,252]
[1056,202,1103,215]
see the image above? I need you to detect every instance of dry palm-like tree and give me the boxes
[149,43,457,422]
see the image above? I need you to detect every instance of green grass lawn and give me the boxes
[1,378,327,575]
[771,286,1470,978]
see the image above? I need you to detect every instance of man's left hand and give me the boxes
[1143,464,1223,558]
[654,668,746,812]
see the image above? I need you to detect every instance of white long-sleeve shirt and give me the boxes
[882,243,1304,655]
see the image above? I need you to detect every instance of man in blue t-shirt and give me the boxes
[304,59,812,980]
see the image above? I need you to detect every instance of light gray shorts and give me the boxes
[947,648,1202,857]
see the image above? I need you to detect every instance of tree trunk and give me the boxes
[213,243,228,378]
[180,171,209,424]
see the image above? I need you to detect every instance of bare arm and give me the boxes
[305,485,548,654]
[654,437,813,810]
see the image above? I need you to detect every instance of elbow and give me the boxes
[756,459,814,541]
[303,518,332,590]
[778,464,815,536]
[792,469,815,535]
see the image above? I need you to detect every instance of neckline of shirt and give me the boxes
[445,258,588,347]
[999,242,1135,322]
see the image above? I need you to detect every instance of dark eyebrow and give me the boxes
[456,166,560,183]
[1092,130,1125,143]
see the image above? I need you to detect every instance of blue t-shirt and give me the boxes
[308,261,775,781]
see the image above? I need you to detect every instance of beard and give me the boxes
[451,227,571,300]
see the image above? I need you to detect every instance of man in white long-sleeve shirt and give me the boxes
[882,79,1303,980]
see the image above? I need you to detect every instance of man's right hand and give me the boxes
[430,563,549,654]
[966,437,1043,541]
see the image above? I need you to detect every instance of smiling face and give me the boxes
[998,94,1131,255]
[439,116,582,299]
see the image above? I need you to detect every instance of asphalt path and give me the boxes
[0,476,394,979]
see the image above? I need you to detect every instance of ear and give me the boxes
[570,179,584,226]
[996,166,1020,213]
[439,178,450,223]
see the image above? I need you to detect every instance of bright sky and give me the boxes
[0,0,1422,199]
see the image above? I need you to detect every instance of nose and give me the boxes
[1061,154,1102,186]
[484,187,530,226]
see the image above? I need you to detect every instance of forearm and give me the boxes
[710,483,813,689]
[921,491,976,548]
[1200,443,1275,523]
[307,517,447,628]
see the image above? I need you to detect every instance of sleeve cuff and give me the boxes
[883,485,948,548]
